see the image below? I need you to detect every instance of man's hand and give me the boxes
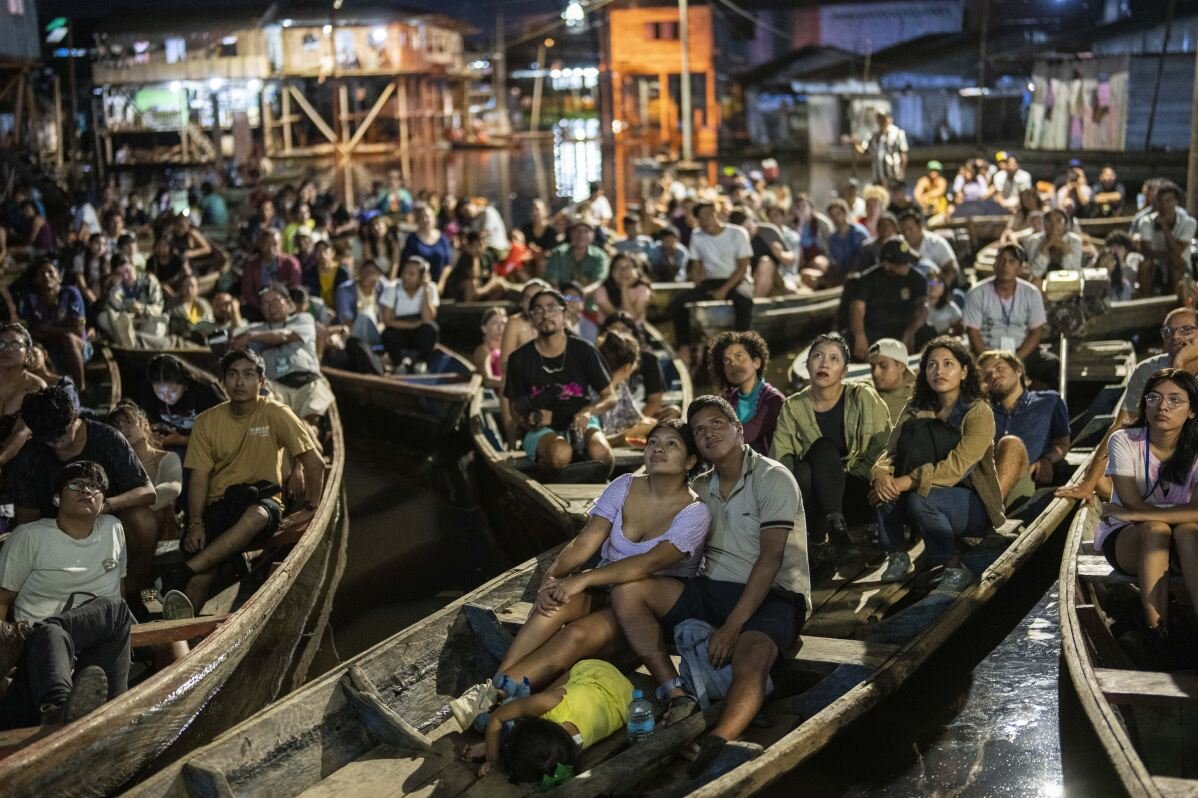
[1030,457,1055,485]
[287,467,306,501]
[853,335,870,362]
[526,409,551,429]
[711,285,730,302]
[231,333,250,350]
[708,621,743,668]
[1172,337,1198,372]
[183,523,206,553]
[872,473,903,503]
[572,411,590,436]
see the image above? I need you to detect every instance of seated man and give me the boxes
[898,210,960,293]
[962,243,1058,387]
[1132,180,1196,296]
[100,256,167,348]
[980,351,1070,505]
[503,289,616,480]
[544,219,609,292]
[6,388,156,616]
[163,349,325,612]
[613,214,655,260]
[648,226,691,283]
[240,229,301,320]
[848,238,930,362]
[233,282,334,426]
[612,396,809,779]
[868,338,915,423]
[0,462,135,729]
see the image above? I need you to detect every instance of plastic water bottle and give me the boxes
[626,689,655,742]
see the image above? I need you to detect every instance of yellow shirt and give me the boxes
[184,398,316,503]
[540,660,632,749]
[319,268,338,307]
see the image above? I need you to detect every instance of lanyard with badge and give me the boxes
[1142,437,1164,500]
[994,283,1017,352]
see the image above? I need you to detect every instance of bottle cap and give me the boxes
[632,689,643,699]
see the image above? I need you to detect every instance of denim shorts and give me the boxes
[522,416,601,461]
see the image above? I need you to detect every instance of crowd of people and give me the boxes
[1,140,1197,785]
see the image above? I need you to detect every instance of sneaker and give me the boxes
[450,681,498,732]
[64,665,109,723]
[878,552,910,583]
[398,357,413,375]
[0,618,32,677]
[807,540,838,583]
[825,513,860,560]
[161,590,195,621]
[934,565,975,594]
[412,360,429,375]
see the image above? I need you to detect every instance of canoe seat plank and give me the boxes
[1153,775,1198,798]
[130,614,230,648]
[1078,554,1186,588]
[343,666,432,752]
[1096,668,1198,706]
[1075,604,1135,669]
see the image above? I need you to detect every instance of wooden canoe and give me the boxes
[106,344,221,396]
[1060,493,1198,796]
[687,287,844,348]
[0,395,349,797]
[323,344,482,443]
[121,441,1103,798]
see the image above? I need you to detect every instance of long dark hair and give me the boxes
[147,354,228,400]
[1131,368,1198,488]
[911,336,983,411]
[646,417,701,477]
[602,253,649,312]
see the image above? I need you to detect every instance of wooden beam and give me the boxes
[346,81,394,152]
[131,615,230,648]
[281,85,293,153]
[288,85,337,144]
[1096,668,1198,706]
[398,77,410,180]
[342,665,431,751]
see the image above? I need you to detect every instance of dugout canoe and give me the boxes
[686,287,844,348]
[1060,494,1198,796]
[323,344,482,443]
[121,416,1111,797]
[0,400,348,797]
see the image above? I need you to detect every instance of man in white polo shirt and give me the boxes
[1133,181,1196,296]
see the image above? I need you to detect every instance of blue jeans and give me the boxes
[877,486,990,564]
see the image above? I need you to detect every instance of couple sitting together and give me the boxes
[453,396,810,784]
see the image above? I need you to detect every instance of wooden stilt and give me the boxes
[281,84,294,153]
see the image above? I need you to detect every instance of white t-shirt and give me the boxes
[1134,208,1198,254]
[992,169,1032,202]
[0,515,127,624]
[383,282,439,317]
[962,277,1047,350]
[1096,426,1198,549]
[928,301,963,334]
[689,224,753,292]
[910,231,957,270]
[249,312,321,379]
[1025,231,1084,278]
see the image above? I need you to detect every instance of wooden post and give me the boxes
[1146,0,1176,151]
[339,82,353,208]
[658,71,670,146]
[678,0,693,162]
[281,84,293,154]
[531,43,546,132]
[13,75,25,148]
[210,88,225,175]
[262,83,275,156]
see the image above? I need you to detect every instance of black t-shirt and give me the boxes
[6,419,152,517]
[521,222,561,253]
[137,377,223,433]
[504,335,612,432]
[148,254,186,285]
[635,350,666,397]
[854,265,928,342]
[814,390,848,457]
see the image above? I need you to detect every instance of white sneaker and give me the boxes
[413,360,429,375]
[450,681,498,732]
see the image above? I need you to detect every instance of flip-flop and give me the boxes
[663,693,699,726]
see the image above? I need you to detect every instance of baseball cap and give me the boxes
[927,160,943,171]
[1068,158,1083,168]
[868,338,912,372]
[880,237,919,265]
[994,150,1009,163]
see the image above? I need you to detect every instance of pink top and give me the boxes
[1097,426,1198,548]
[590,473,711,577]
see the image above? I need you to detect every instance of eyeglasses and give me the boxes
[63,480,104,495]
[1144,392,1191,409]
[1161,325,1198,338]
[0,340,27,351]
[529,305,564,318]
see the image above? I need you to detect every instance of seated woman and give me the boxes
[359,214,402,278]
[0,323,46,504]
[597,330,657,447]
[380,255,440,373]
[1098,368,1198,653]
[707,330,784,455]
[472,307,507,391]
[1025,208,1084,285]
[593,253,652,324]
[334,259,388,347]
[600,312,674,421]
[999,188,1045,246]
[925,264,963,335]
[871,336,1006,592]
[448,420,708,732]
[109,401,182,541]
[100,256,167,347]
[167,273,215,340]
[145,236,189,299]
[19,258,91,391]
[303,240,350,312]
[1095,231,1142,303]
[137,354,225,454]
[771,333,891,561]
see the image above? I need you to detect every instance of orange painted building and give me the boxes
[604,4,718,157]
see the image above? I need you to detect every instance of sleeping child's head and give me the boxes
[500,717,579,783]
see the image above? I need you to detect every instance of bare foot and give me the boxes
[461,742,486,762]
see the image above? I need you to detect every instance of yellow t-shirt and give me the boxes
[319,268,338,307]
[184,398,316,504]
[540,660,633,749]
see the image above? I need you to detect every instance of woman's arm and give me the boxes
[483,690,565,771]
[548,541,685,604]
[543,516,614,582]
[593,285,617,318]
[909,404,996,492]
[184,229,212,261]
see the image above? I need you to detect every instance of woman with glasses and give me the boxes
[871,336,1006,592]
[925,264,962,335]
[1097,368,1198,657]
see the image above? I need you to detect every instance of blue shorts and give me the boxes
[522,416,601,461]
[660,576,807,656]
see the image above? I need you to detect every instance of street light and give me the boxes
[563,1,585,28]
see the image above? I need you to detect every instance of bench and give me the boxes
[1077,554,1186,588]
[1096,667,1198,706]
[131,614,230,648]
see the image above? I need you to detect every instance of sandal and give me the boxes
[663,693,699,726]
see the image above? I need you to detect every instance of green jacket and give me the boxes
[872,399,1006,529]
[770,381,892,481]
